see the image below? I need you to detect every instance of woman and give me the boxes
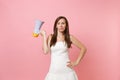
[40,16,87,80]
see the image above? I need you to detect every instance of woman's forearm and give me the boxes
[42,34,49,54]
[76,48,87,64]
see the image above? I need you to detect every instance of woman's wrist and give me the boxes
[73,60,80,67]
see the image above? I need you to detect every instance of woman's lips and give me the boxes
[60,28,64,30]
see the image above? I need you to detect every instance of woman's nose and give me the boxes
[59,24,62,26]
[60,23,64,26]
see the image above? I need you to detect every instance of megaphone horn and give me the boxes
[33,20,44,37]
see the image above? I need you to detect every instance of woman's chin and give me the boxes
[58,30,65,32]
[59,31,64,33]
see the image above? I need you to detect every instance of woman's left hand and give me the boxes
[67,61,78,69]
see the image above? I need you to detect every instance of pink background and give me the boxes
[0,0,120,80]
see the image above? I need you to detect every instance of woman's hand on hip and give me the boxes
[67,61,78,69]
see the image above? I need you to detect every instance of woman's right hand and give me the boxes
[40,30,46,37]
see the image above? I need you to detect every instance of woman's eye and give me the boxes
[57,22,65,25]
[62,22,65,24]
[58,23,60,24]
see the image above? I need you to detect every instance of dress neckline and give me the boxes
[56,41,65,43]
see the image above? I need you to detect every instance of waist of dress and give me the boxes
[51,54,69,61]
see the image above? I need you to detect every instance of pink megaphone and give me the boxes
[33,19,44,37]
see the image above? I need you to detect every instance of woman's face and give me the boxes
[56,18,66,32]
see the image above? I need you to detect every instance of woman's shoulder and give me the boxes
[48,34,53,38]
[70,34,74,40]
[47,34,53,41]
[70,34,78,43]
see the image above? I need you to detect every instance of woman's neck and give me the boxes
[57,31,64,37]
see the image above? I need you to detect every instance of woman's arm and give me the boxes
[67,34,87,68]
[40,30,52,54]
